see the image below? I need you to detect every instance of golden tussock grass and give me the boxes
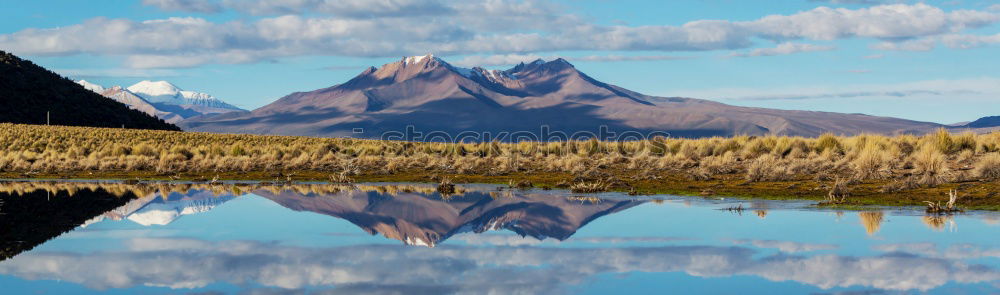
[2,124,1000,207]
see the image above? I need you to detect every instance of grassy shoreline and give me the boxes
[4,170,998,211]
[2,123,999,210]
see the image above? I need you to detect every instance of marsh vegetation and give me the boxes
[2,124,999,208]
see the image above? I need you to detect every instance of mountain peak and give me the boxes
[128,80,182,97]
[402,54,437,66]
[75,80,106,93]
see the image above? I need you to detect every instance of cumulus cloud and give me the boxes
[0,237,995,292]
[673,77,1000,101]
[220,0,455,18]
[873,32,1000,51]
[730,42,835,57]
[452,54,550,67]
[873,243,1000,260]
[1,2,997,68]
[732,239,839,253]
[746,4,998,40]
[142,0,222,13]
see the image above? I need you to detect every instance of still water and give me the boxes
[0,181,998,294]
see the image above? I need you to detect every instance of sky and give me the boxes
[1,0,998,124]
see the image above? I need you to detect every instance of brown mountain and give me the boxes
[0,50,179,130]
[181,54,940,138]
[255,188,642,247]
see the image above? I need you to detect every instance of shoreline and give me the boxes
[4,170,998,211]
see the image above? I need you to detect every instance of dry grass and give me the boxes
[570,179,612,193]
[975,153,1000,180]
[1,124,1000,201]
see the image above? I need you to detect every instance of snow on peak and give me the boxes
[530,59,546,65]
[471,67,516,82]
[123,80,241,110]
[404,236,435,247]
[76,80,105,93]
[403,54,435,65]
[127,80,182,100]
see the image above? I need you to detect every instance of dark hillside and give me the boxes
[0,50,179,130]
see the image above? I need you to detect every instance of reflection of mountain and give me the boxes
[84,191,237,227]
[255,188,642,247]
[0,188,139,261]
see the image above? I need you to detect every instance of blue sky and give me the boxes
[1,0,998,123]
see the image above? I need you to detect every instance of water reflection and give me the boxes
[0,184,138,260]
[0,181,998,294]
[1,237,997,293]
[255,185,642,247]
[859,211,884,236]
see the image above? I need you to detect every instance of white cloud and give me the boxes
[730,42,835,57]
[0,237,996,292]
[53,68,181,78]
[1,3,996,68]
[570,55,695,62]
[732,239,839,253]
[142,0,222,13]
[672,77,1000,101]
[452,53,550,67]
[745,4,998,40]
[863,53,885,59]
[872,38,937,51]
[873,32,1000,51]
[220,0,454,17]
[453,54,694,67]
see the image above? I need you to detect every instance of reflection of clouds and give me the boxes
[873,243,1000,260]
[1,238,996,293]
[453,234,690,247]
[732,239,838,253]
[985,216,999,226]
[453,234,543,246]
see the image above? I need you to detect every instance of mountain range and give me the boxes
[0,50,177,130]
[181,54,949,138]
[256,188,642,247]
[76,80,244,124]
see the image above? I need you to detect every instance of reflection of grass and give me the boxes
[922,215,954,231]
[859,211,885,236]
[3,124,1000,209]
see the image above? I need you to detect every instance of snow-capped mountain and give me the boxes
[127,196,235,226]
[76,80,244,123]
[127,80,243,110]
[81,191,238,227]
[76,80,105,93]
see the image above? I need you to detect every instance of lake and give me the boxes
[0,181,998,294]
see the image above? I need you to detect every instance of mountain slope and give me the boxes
[964,116,1000,128]
[98,86,185,123]
[0,51,178,130]
[182,54,942,138]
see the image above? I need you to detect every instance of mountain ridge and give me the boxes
[181,54,944,139]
